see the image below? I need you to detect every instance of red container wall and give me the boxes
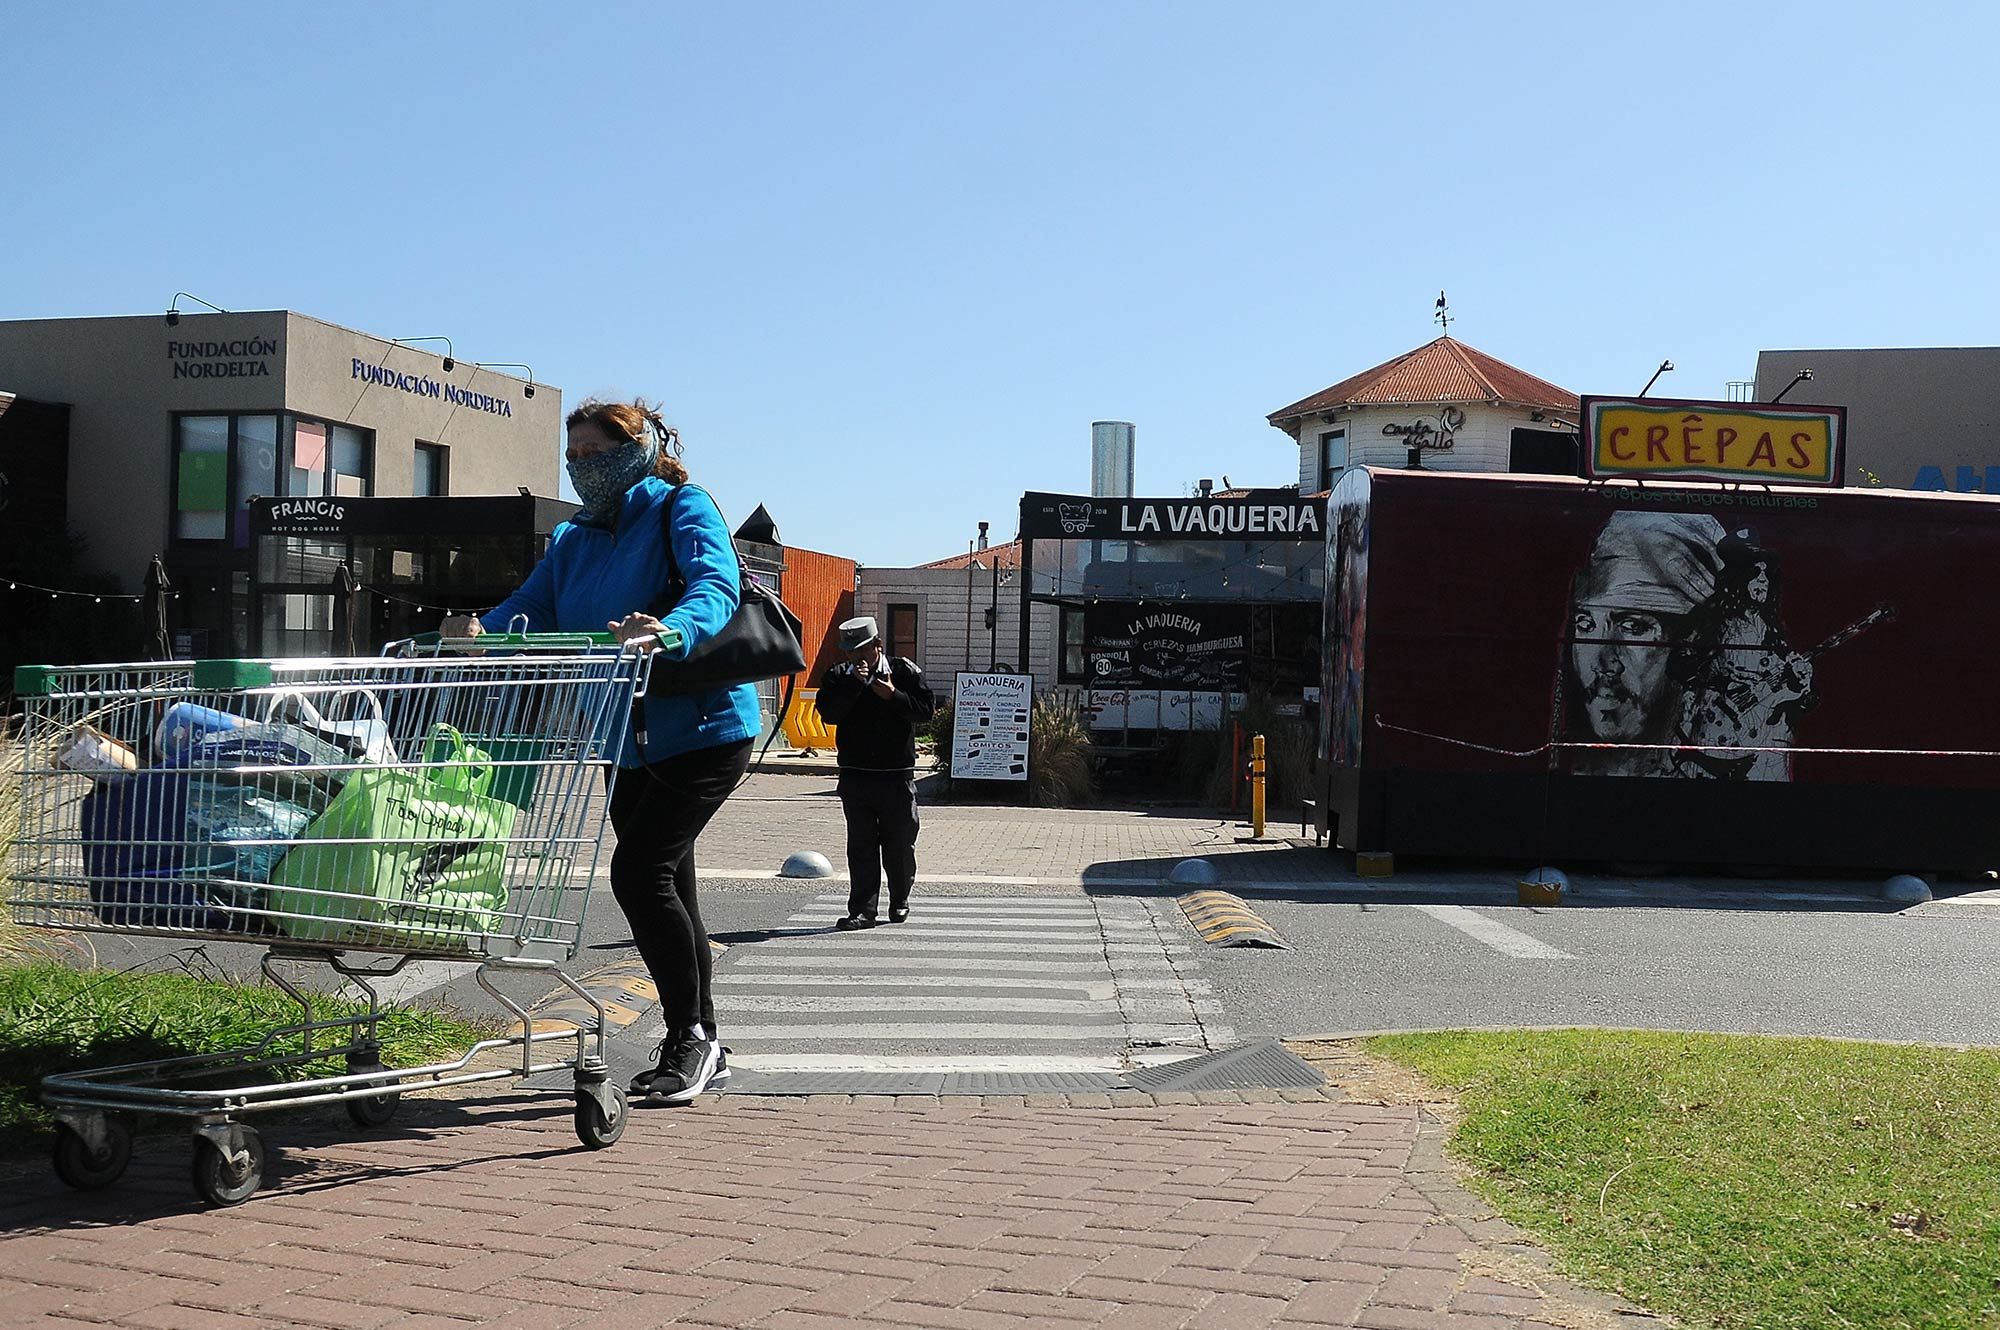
[1322,468,2000,869]
[783,546,858,686]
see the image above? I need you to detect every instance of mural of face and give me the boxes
[1571,604,1673,742]
[1747,565,1771,605]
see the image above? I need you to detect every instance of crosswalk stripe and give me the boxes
[715,975,1115,996]
[806,895,1111,907]
[753,940,1114,955]
[731,955,1110,974]
[722,995,1120,1014]
[732,1054,1134,1073]
[686,1022,1130,1042]
[784,914,1132,931]
[763,928,1108,942]
[1413,904,1575,959]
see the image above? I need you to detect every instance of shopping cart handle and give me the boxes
[434,629,685,654]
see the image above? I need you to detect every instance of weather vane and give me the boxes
[1434,290,1452,333]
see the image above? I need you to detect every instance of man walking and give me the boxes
[815,616,936,929]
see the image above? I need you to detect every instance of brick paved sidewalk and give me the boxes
[0,1090,1656,1330]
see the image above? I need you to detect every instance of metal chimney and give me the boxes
[977,521,989,552]
[1091,421,1134,498]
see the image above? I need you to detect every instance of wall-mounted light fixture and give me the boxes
[165,292,229,326]
[390,336,455,371]
[1771,368,1815,404]
[473,362,537,398]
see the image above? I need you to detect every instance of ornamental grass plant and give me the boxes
[1027,695,1095,807]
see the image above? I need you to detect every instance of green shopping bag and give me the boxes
[268,725,518,949]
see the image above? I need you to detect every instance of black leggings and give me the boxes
[607,738,752,1037]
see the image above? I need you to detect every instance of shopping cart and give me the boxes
[5,630,668,1206]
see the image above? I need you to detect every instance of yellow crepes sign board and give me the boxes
[1581,397,1846,487]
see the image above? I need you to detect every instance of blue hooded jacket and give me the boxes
[481,477,761,766]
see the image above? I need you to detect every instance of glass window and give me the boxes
[414,442,448,497]
[332,425,370,496]
[887,603,919,663]
[1060,607,1087,682]
[291,419,328,496]
[286,417,373,498]
[174,416,230,540]
[1317,430,1346,493]
[232,414,278,547]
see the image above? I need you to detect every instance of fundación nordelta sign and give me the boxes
[161,333,518,421]
[350,359,515,418]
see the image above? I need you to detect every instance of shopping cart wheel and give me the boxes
[191,1126,265,1207]
[53,1116,132,1191]
[574,1083,627,1149]
[343,1063,401,1129]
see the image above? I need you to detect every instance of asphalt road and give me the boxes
[67,880,2000,1056]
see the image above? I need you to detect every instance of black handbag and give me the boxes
[646,485,807,695]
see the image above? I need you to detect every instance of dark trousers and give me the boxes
[607,739,751,1037]
[839,774,919,918]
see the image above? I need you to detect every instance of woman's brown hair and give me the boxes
[565,398,688,485]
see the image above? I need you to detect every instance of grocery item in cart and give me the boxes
[57,727,141,777]
[152,702,249,756]
[77,719,360,929]
[267,724,517,949]
[263,689,399,765]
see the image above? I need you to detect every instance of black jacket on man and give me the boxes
[816,657,937,775]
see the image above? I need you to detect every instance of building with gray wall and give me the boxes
[1754,347,2000,493]
[0,310,561,653]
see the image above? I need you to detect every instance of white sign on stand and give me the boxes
[951,672,1032,782]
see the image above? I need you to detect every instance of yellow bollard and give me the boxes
[1250,733,1267,839]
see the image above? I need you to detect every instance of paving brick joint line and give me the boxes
[0,1092,1661,1329]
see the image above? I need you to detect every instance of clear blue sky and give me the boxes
[6,2,1995,566]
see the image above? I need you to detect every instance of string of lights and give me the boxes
[360,583,496,617]
[0,576,180,603]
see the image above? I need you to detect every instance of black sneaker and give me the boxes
[888,906,909,924]
[835,914,877,931]
[628,1043,667,1095]
[709,1043,731,1089]
[642,1035,719,1105]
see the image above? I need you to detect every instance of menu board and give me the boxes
[950,672,1032,781]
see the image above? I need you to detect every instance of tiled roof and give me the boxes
[1267,336,1578,425]
[919,538,1024,571]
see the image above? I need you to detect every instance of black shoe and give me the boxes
[888,906,909,924]
[835,914,878,931]
[709,1043,731,1089]
[628,1043,666,1095]
[640,1035,719,1105]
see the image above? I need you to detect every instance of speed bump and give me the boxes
[1178,890,1288,949]
[527,940,729,1032]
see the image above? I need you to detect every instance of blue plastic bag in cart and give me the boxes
[77,721,357,930]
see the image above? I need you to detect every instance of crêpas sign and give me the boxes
[1582,397,1845,487]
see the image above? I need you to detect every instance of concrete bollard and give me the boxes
[779,851,835,879]
[1169,858,1220,886]
[1881,874,1933,905]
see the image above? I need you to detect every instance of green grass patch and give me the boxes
[0,960,492,1145]
[1367,1029,2000,1330]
